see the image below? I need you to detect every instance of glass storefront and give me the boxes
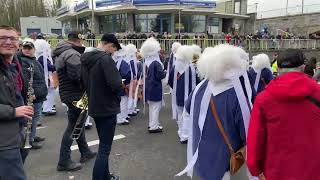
[99,14,127,33]
[174,15,206,33]
[134,14,171,33]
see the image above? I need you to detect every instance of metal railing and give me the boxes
[48,39,320,52]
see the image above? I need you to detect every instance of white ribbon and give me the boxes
[127,58,134,109]
[184,67,190,102]
[190,64,197,91]
[254,70,261,92]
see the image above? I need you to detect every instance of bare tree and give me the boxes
[0,0,49,31]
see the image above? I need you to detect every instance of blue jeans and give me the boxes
[58,103,91,166]
[0,148,26,180]
[92,115,117,180]
[30,102,43,142]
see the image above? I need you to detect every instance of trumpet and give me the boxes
[70,93,88,140]
[24,64,36,149]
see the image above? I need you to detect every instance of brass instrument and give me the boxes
[24,64,36,149]
[70,93,88,140]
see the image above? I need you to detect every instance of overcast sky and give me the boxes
[247,0,320,14]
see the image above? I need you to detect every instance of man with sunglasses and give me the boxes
[0,25,34,180]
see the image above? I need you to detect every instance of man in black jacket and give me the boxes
[53,31,95,172]
[18,41,48,150]
[81,34,122,180]
[0,25,34,180]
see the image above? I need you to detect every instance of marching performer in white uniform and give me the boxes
[177,44,258,180]
[167,42,181,120]
[141,38,166,133]
[125,44,140,117]
[168,45,200,143]
[113,45,132,125]
[34,39,57,116]
[248,54,274,94]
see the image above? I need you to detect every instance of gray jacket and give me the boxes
[52,41,85,104]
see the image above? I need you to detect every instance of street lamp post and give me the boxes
[74,0,79,30]
[178,2,181,36]
[91,0,95,34]
[302,0,304,14]
[254,3,258,33]
[286,0,289,15]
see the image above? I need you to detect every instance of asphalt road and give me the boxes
[25,90,249,180]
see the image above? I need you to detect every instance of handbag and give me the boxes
[209,97,246,176]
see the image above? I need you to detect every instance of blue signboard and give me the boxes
[133,0,179,6]
[96,0,131,8]
[180,0,216,7]
[95,0,216,8]
[74,1,89,12]
[57,6,70,16]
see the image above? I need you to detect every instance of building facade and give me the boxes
[57,0,249,36]
[20,17,62,37]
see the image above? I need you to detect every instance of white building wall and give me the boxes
[20,17,62,37]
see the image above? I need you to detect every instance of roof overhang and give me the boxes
[56,4,250,22]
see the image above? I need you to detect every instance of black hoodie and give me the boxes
[81,49,122,118]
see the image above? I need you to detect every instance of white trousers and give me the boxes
[42,87,56,112]
[85,116,93,126]
[128,97,137,114]
[222,172,231,180]
[117,96,128,123]
[148,101,162,130]
[180,108,190,141]
[176,106,186,141]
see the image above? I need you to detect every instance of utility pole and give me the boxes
[254,3,258,33]
[91,0,95,33]
[286,0,289,15]
[302,0,304,14]
[178,2,181,36]
[74,0,79,30]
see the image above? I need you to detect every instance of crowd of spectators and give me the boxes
[115,28,320,40]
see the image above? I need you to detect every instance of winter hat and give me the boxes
[277,49,305,68]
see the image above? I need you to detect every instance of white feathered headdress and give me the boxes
[174,45,194,74]
[34,39,51,58]
[141,38,162,68]
[126,44,137,55]
[126,44,137,60]
[252,53,271,71]
[171,42,181,54]
[191,44,201,56]
[197,44,249,83]
[140,37,161,58]
[112,44,127,62]
[175,45,194,64]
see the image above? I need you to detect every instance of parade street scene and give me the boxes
[0,0,320,180]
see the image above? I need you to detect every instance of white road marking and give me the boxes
[36,126,47,130]
[71,134,126,151]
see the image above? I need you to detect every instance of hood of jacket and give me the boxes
[266,72,318,101]
[52,41,85,59]
[81,49,107,71]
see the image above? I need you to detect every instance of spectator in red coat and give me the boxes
[247,49,320,180]
[225,33,232,44]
